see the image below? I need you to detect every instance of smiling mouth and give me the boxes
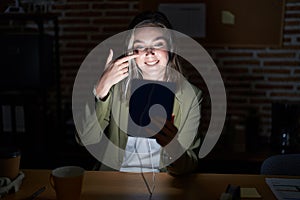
[145,60,159,66]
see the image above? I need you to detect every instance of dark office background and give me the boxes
[0,0,299,173]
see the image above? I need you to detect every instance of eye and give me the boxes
[134,45,145,51]
[153,42,166,49]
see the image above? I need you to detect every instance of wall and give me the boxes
[2,0,298,149]
[205,0,300,141]
[49,0,299,142]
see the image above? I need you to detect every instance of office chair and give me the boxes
[260,154,300,176]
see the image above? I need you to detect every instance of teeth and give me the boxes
[145,60,158,65]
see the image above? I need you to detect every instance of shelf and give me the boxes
[0,13,61,169]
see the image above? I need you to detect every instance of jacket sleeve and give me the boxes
[164,88,202,176]
[75,88,113,146]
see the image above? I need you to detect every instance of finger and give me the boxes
[151,117,165,130]
[153,117,176,133]
[145,127,156,137]
[121,66,129,74]
[113,65,129,76]
[155,132,170,147]
[152,118,176,138]
[115,72,129,83]
[164,120,178,133]
[171,114,175,124]
[115,54,139,66]
[161,125,176,138]
[118,62,129,70]
[105,49,113,66]
[154,116,177,133]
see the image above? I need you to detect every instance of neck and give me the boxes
[142,73,165,81]
[142,69,166,81]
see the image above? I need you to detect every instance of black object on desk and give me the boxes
[226,184,241,200]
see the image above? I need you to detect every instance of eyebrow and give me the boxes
[133,36,167,44]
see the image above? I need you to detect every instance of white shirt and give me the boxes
[120,136,161,172]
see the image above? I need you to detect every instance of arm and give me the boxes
[160,88,202,176]
[75,90,113,146]
[76,49,136,146]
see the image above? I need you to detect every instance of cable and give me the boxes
[147,138,156,195]
[134,138,156,198]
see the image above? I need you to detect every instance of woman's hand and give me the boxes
[95,49,139,99]
[151,115,178,147]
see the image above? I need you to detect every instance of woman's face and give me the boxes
[133,27,169,81]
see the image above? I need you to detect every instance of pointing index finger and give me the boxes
[115,54,139,65]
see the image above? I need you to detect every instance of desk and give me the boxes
[3,169,299,200]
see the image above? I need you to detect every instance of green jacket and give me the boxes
[78,79,202,176]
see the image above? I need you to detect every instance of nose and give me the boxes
[145,47,155,55]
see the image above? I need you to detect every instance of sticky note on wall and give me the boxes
[222,10,235,25]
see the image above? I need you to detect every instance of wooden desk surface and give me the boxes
[3,169,298,200]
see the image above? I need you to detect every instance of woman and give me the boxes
[80,11,202,175]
